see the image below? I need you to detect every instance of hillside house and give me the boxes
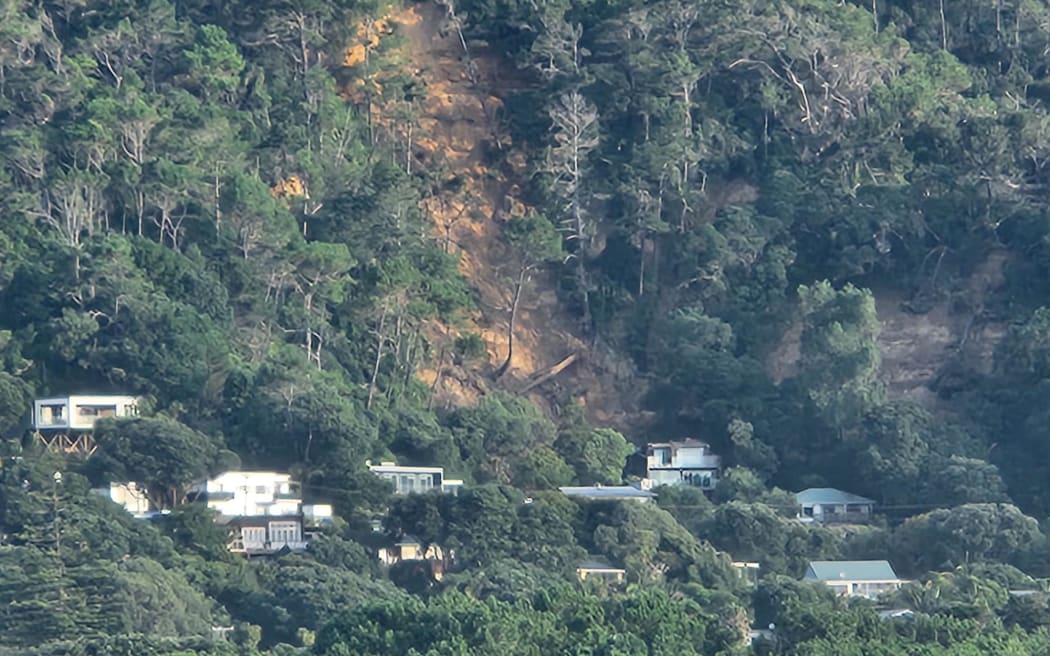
[188,471,333,556]
[32,394,140,455]
[577,558,626,583]
[645,439,722,490]
[368,461,463,495]
[378,536,446,565]
[732,561,761,586]
[91,482,152,517]
[804,560,904,599]
[796,488,875,524]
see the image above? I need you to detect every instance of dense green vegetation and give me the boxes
[6,0,1050,653]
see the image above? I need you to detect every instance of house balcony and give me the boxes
[229,539,309,554]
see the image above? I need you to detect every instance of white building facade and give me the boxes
[368,461,463,495]
[189,471,333,555]
[189,471,303,517]
[32,394,141,455]
[33,395,140,431]
[645,439,722,490]
[91,482,152,517]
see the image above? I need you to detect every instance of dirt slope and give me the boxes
[768,250,1009,408]
[359,2,644,430]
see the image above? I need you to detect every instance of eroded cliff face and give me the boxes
[343,2,645,431]
[768,249,1009,408]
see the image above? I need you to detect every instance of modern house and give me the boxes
[796,488,875,524]
[91,482,152,517]
[804,560,904,599]
[367,461,463,495]
[645,439,722,490]
[577,558,626,583]
[559,484,657,502]
[31,394,140,455]
[187,471,333,556]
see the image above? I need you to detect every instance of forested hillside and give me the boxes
[7,0,1050,653]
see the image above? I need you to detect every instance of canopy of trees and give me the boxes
[5,0,1050,653]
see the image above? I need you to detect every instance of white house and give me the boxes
[188,471,304,517]
[645,439,722,490]
[577,558,626,583]
[368,461,463,495]
[796,488,875,524]
[91,482,152,517]
[188,471,334,556]
[32,395,140,431]
[804,560,904,599]
[32,394,140,455]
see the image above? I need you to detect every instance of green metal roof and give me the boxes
[805,560,898,582]
[796,488,875,506]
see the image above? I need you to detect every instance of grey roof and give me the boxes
[796,488,875,506]
[560,486,657,499]
[805,560,898,582]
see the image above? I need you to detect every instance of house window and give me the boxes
[269,521,300,546]
[242,527,266,547]
[803,506,814,517]
[846,504,867,513]
[653,448,671,465]
[255,485,267,494]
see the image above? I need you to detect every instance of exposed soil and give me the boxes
[352,1,644,432]
[767,249,1010,408]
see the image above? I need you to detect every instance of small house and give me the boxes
[796,488,875,524]
[645,439,722,490]
[379,536,446,566]
[732,561,761,586]
[577,558,626,583]
[804,560,904,599]
[368,461,463,495]
[31,394,140,455]
[91,482,151,517]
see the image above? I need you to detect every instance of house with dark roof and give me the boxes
[559,484,657,502]
[796,488,875,524]
[804,560,904,599]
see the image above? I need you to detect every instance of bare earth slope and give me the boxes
[768,250,1009,408]
[381,2,643,430]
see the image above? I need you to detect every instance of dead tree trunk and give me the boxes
[496,265,527,379]
[367,304,389,410]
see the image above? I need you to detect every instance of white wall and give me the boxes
[673,446,721,469]
[33,395,139,430]
[197,471,302,517]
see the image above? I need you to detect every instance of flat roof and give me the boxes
[648,438,711,448]
[560,486,657,499]
[805,560,898,582]
[369,464,443,474]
